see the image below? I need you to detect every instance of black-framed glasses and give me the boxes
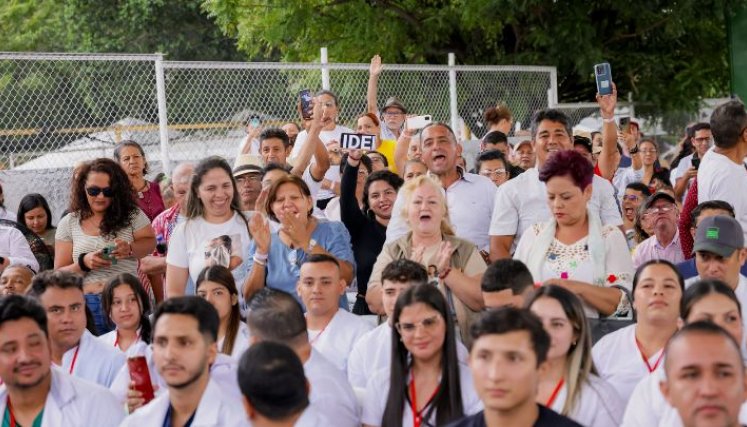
[86,186,114,198]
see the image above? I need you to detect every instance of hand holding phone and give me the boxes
[619,117,631,134]
[299,90,313,120]
[594,62,613,96]
[406,115,432,131]
[128,356,155,405]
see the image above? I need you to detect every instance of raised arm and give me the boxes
[367,55,383,115]
[339,150,367,238]
[596,82,619,180]
[291,98,329,180]
[394,128,416,177]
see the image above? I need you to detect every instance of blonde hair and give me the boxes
[400,175,455,236]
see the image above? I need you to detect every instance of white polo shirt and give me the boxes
[305,348,361,427]
[361,361,482,427]
[592,323,664,404]
[308,308,373,372]
[347,322,470,389]
[548,374,624,427]
[386,171,497,251]
[489,168,622,252]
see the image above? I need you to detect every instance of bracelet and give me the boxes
[78,252,92,272]
[438,267,452,280]
[602,117,615,123]
[127,242,134,257]
[254,252,268,261]
[629,145,640,155]
[253,255,267,266]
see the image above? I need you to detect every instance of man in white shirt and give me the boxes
[247,287,361,427]
[0,224,39,274]
[238,341,330,427]
[347,259,428,389]
[120,296,248,427]
[386,122,497,251]
[297,254,372,371]
[0,295,125,426]
[672,123,711,201]
[489,108,622,260]
[685,216,747,314]
[27,270,124,387]
[660,322,747,427]
[698,100,747,243]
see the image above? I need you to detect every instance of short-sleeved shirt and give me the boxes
[698,148,747,243]
[55,210,151,285]
[246,219,355,305]
[166,212,251,297]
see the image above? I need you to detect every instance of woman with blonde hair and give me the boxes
[526,285,624,426]
[366,175,485,343]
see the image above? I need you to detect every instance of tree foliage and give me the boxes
[203,0,744,116]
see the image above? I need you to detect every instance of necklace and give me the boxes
[137,180,149,199]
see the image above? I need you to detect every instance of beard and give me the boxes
[162,353,210,390]
[12,365,50,390]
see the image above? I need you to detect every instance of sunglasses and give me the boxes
[86,186,114,198]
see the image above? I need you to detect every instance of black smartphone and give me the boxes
[691,154,701,170]
[594,62,613,96]
[299,89,313,120]
[619,116,630,133]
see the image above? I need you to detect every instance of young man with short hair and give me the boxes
[296,254,372,371]
[475,150,511,188]
[480,259,535,309]
[247,288,360,427]
[238,341,329,427]
[447,308,581,426]
[120,296,247,426]
[27,270,124,387]
[660,322,747,427]
[0,295,124,425]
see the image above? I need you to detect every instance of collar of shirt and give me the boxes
[653,232,680,250]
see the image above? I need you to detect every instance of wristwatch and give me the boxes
[306,239,318,253]
[629,145,640,155]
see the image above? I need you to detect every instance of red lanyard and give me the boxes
[635,338,664,373]
[68,345,80,375]
[545,378,565,408]
[113,330,140,348]
[7,396,17,427]
[409,375,440,427]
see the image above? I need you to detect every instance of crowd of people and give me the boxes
[1,56,747,427]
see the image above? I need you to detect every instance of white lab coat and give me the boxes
[61,329,126,388]
[0,366,125,427]
[119,378,248,427]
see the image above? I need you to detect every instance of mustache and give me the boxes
[13,362,41,373]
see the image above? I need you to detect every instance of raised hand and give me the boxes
[596,82,617,119]
[369,55,384,77]
[249,212,271,254]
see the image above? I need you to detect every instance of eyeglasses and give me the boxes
[236,175,261,184]
[383,111,404,117]
[86,186,114,197]
[480,169,507,177]
[622,194,641,202]
[644,205,675,216]
[395,314,442,336]
[639,149,658,154]
[693,137,712,144]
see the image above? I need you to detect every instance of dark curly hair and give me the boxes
[539,149,593,190]
[70,158,139,239]
[361,170,404,219]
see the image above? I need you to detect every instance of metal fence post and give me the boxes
[548,67,558,107]
[320,47,330,90]
[448,53,459,135]
[154,55,171,175]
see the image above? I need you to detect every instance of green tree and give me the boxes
[204,0,745,116]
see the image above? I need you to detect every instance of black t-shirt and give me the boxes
[444,405,583,427]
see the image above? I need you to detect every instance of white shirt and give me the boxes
[97,328,146,356]
[347,322,470,389]
[361,361,483,427]
[548,374,624,427]
[613,166,644,201]
[305,348,361,427]
[671,153,696,200]
[218,321,250,360]
[386,171,497,251]
[308,308,373,372]
[294,404,333,427]
[166,212,251,300]
[698,148,747,243]
[61,329,126,388]
[489,168,623,252]
[0,366,125,427]
[592,323,664,404]
[119,378,249,427]
[0,224,40,272]
[0,208,16,221]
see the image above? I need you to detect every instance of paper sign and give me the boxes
[340,133,376,151]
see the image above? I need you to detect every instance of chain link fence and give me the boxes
[0,51,556,220]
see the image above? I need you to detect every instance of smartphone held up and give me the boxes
[594,62,613,96]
